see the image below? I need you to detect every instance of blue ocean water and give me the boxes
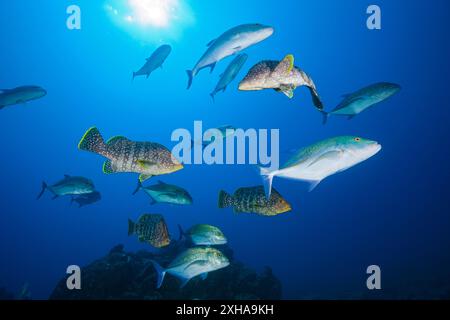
[1,0,449,299]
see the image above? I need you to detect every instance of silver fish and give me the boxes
[78,127,183,183]
[37,175,95,200]
[132,180,193,205]
[321,82,401,124]
[210,54,248,101]
[239,54,323,110]
[186,23,274,89]
[150,247,230,288]
[133,45,172,80]
[0,86,46,110]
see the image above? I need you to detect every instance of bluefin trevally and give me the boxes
[132,180,193,205]
[259,136,382,198]
[178,224,227,246]
[133,45,172,80]
[78,127,183,183]
[37,175,96,200]
[71,191,101,208]
[150,247,230,288]
[0,86,46,110]
[186,23,274,89]
[191,124,236,149]
[321,82,401,124]
[210,54,248,101]
[238,54,323,110]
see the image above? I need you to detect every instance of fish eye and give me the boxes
[354,137,361,142]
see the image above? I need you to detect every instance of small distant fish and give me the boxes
[132,180,193,205]
[210,54,248,101]
[178,224,227,246]
[191,125,236,149]
[128,214,171,248]
[78,127,183,183]
[0,86,46,110]
[133,44,172,80]
[186,23,274,89]
[259,136,382,198]
[150,247,230,288]
[71,191,101,208]
[321,82,401,124]
[37,175,95,200]
[218,186,292,216]
[238,54,323,110]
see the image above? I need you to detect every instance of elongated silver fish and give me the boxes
[259,136,382,198]
[132,180,193,205]
[178,224,227,246]
[186,23,274,89]
[239,54,323,110]
[78,127,183,183]
[37,175,95,200]
[0,86,46,110]
[150,247,230,288]
[133,45,172,80]
[321,82,401,124]
[210,54,248,101]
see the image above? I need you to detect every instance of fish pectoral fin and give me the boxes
[139,174,153,183]
[179,277,191,289]
[200,272,208,280]
[274,54,295,75]
[278,85,295,99]
[306,150,343,168]
[137,160,157,170]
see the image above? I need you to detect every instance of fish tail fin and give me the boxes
[37,182,47,200]
[320,110,329,125]
[178,224,185,241]
[218,190,233,208]
[150,260,166,289]
[127,219,135,236]
[132,180,142,195]
[186,70,194,89]
[259,166,277,199]
[210,92,215,103]
[78,127,107,156]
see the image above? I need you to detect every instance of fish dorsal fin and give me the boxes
[106,136,128,146]
[206,38,216,47]
[274,54,295,75]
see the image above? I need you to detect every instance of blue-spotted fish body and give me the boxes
[238,54,323,110]
[128,214,171,248]
[218,186,292,216]
[150,247,230,288]
[37,175,95,200]
[78,127,183,182]
[210,54,248,101]
[321,82,401,124]
[259,136,382,198]
[133,44,172,80]
[0,86,46,110]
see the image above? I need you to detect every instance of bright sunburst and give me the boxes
[105,0,194,42]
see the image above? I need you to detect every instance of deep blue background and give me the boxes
[1,0,449,299]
